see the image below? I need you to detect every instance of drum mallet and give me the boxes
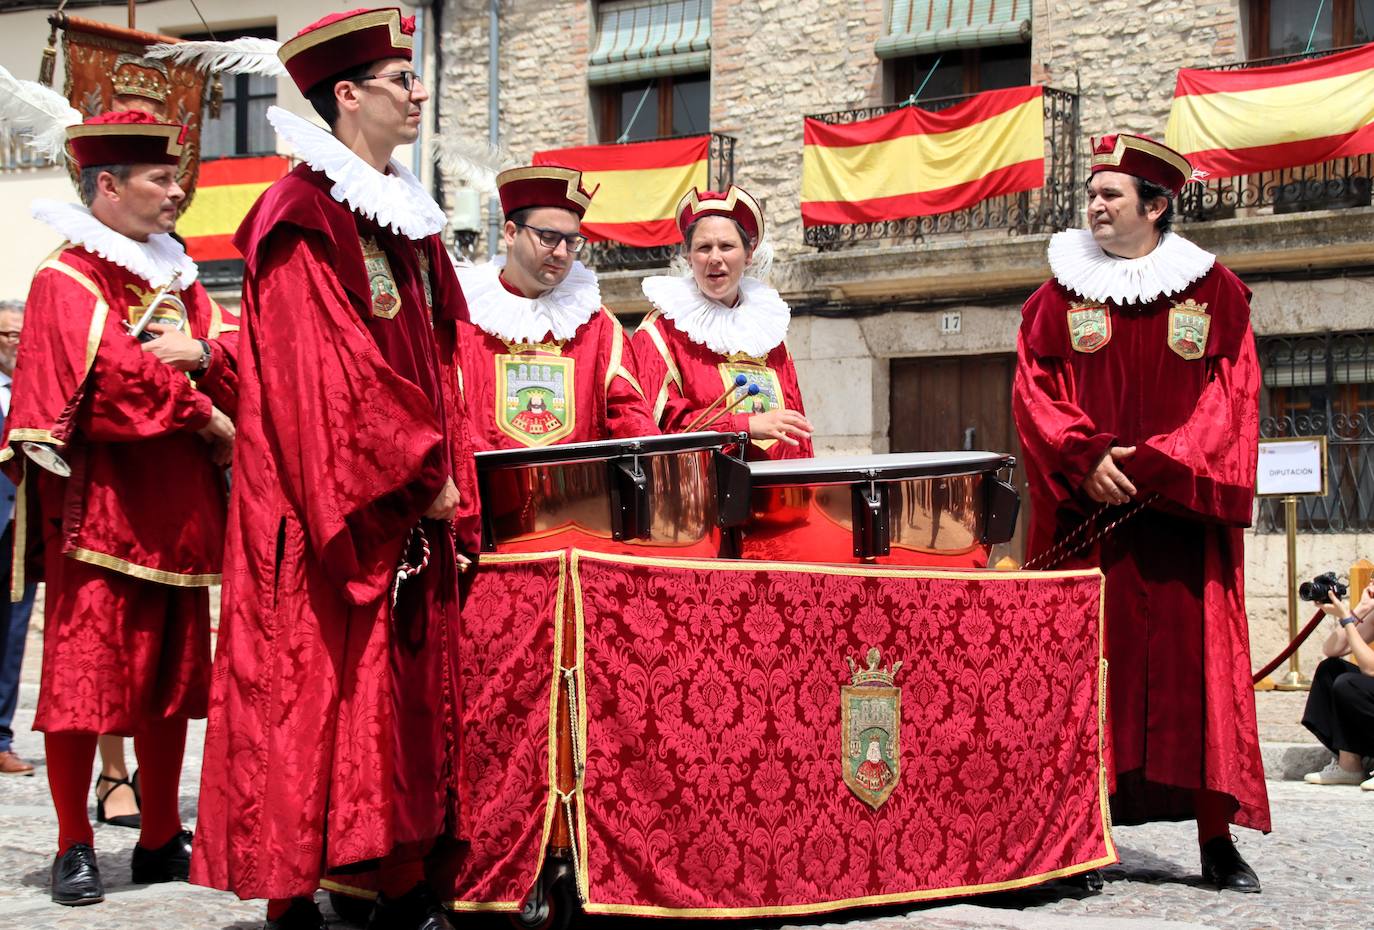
[700,383,761,431]
[684,374,748,432]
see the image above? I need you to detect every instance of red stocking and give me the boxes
[44,731,98,854]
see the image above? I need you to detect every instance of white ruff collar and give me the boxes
[641,274,790,357]
[267,106,447,241]
[1048,228,1215,306]
[457,257,601,344]
[31,199,198,290]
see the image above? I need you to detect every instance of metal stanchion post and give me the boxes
[1276,494,1310,691]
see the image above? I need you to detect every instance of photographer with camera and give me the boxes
[1300,576,1374,789]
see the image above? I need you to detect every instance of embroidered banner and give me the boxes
[1166,42,1374,180]
[571,552,1113,917]
[801,85,1045,227]
[178,155,291,262]
[532,135,709,247]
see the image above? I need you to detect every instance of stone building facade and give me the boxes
[438,0,1374,675]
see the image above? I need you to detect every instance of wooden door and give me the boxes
[889,354,1028,563]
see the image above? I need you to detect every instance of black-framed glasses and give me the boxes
[357,70,420,93]
[0,331,19,343]
[515,221,588,255]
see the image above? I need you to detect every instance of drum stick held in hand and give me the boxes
[684,374,748,432]
[701,383,760,431]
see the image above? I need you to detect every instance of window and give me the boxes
[598,74,710,142]
[1258,331,1374,532]
[878,0,1033,104]
[1249,0,1374,58]
[588,0,711,142]
[186,26,277,158]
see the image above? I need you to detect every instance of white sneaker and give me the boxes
[1361,774,1374,791]
[1304,759,1366,785]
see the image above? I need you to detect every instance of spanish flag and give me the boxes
[178,155,291,262]
[801,85,1044,227]
[532,136,709,247]
[1166,43,1374,179]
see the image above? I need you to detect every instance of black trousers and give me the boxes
[1302,655,1374,758]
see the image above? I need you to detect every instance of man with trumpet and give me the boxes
[0,107,237,908]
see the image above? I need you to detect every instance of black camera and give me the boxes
[1299,571,1348,604]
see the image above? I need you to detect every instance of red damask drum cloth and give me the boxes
[1013,262,1270,832]
[0,247,235,734]
[192,165,478,901]
[456,308,659,451]
[632,310,813,460]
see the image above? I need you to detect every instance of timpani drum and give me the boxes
[475,431,750,558]
[737,451,1019,567]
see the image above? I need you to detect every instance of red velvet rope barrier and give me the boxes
[1251,608,1326,684]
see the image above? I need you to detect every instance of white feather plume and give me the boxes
[434,135,520,195]
[0,65,81,161]
[146,38,287,77]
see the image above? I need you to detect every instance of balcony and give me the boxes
[1,127,59,172]
[1179,46,1373,223]
[581,131,736,273]
[802,86,1080,249]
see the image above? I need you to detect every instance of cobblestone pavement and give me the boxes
[3,626,1371,929]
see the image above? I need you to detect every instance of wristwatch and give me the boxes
[192,339,211,376]
[1340,616,1359,627]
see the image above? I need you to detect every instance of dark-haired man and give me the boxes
[1,110,238,907]
[1013,133,1269,892]
[454,165,658,448]
[189,9,478,930]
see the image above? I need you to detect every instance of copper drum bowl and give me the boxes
[738,452,1019,567]
[475,431,750,558]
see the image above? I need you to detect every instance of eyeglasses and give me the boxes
[515,222,588,255]
[0,331,18,343]
[356,70,421,93]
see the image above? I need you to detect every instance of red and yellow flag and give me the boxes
[178,155,291,262]
[801,85,1044,228]
[1166,42,1374,179]
[532,136,709,247]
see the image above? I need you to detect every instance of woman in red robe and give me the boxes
[632,186,813,460]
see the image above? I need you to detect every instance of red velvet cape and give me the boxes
[0,245,237,731]
[456,306,659,450]
[191,164,480,900]
[1012,261,1269,831]
[632,310,813,460]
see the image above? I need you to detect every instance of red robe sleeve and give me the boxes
[79,317,214,443]
[1127,328,1259,525]
[193,292,241,418]
[255,231,447,604]
[631,314,747,435]
[429,242,482,557]
[602,310,661,439]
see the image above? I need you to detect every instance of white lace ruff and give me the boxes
[457,257,601,343]
[640,274,790,357]
[31,199,198,289]
[1048,228,1216,306]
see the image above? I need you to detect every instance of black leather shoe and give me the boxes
[1067,868,1104,892]
[51,843,104,906]
[131,829,193,884]
[265,897,327,930]
[366,883,455,930]
[1200,836,1261,893]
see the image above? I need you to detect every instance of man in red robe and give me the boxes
[1013,133,1268,892]
[454,165,658,449]
[0,111,237,907]
[187,10,479,930]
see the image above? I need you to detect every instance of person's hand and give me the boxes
[1322,589,1354,622]
[456,553,472,573]
[425,477,460,521]
[748,408,813,446]
[1353,581,1374,619]
[196,406,235,466]
[142,324,204,372]
[1082,446,1137,505]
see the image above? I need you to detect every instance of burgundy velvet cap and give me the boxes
[279,7,416,96]
[66,111,186,169]
[1090,134,1194,196]
[675,185,765,243]
[496,165,596,219]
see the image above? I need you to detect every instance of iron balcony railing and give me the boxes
[1,127,58,172]
[802,86,1080,249]
[581,131,736,273]
[1179,46,1372,222]
[1257,331,1374,533]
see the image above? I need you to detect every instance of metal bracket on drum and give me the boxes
[608,454,650,541]
[981,461,1021,546]
[851,476,891,560]
[713,449,752,528]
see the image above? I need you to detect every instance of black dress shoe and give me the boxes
[1200,836,1261,893]
[51,843,104,906]
[366,883,455,930]
[265,897,327,930]
[1067,868,1104,892]
[131,829,193,884]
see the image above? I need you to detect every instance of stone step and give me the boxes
[1261,740,1332,781]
